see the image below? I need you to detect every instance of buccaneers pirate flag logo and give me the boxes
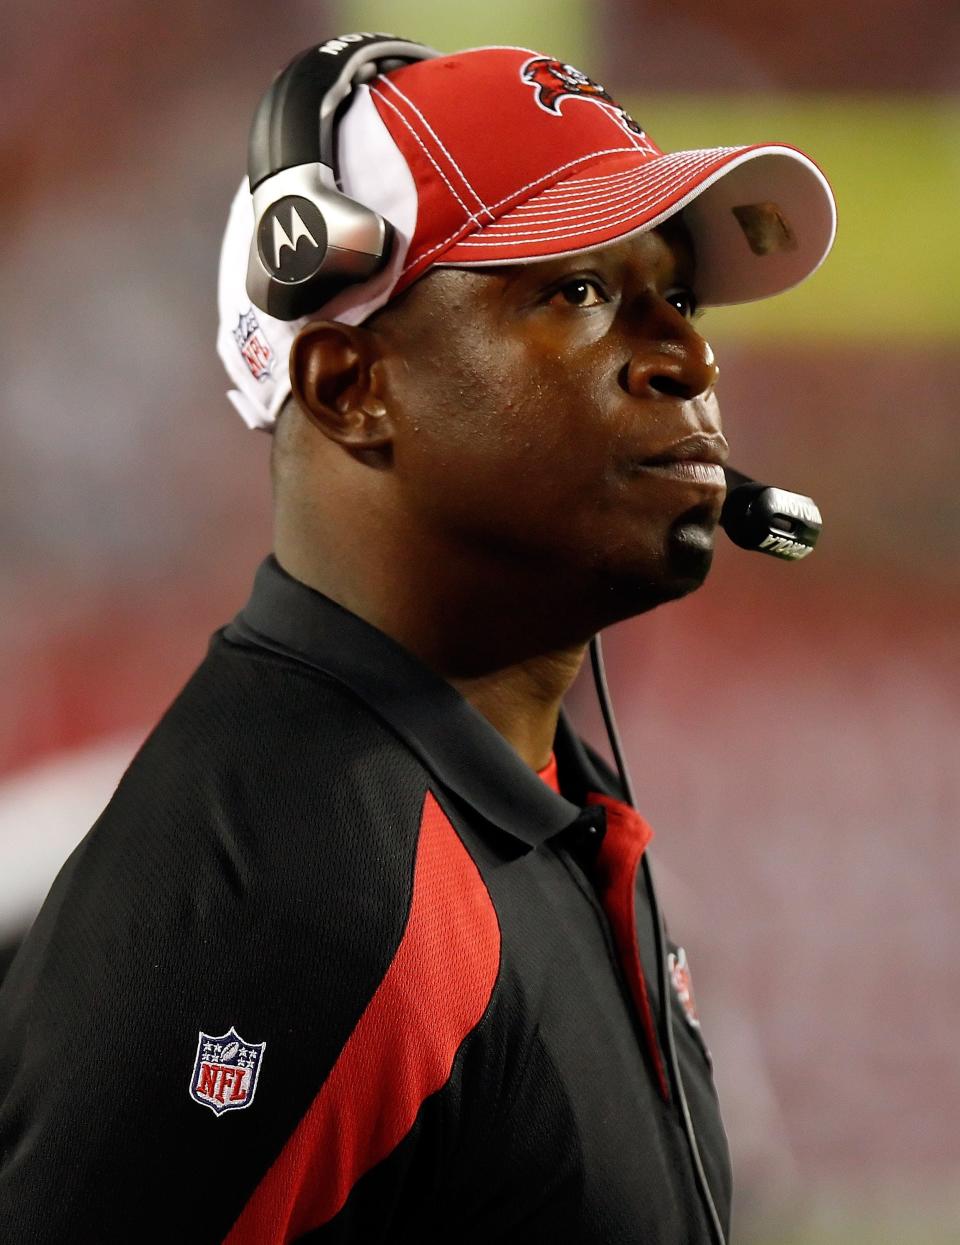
[668,947,701,1029]
[520,57,645,138]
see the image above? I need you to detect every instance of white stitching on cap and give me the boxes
[370,86,482,229]
[493,152,734,222]
[482,146,638,212]
[449,149,745,244]
[532,150,735,193]
[530,148,741,200]
[376,76,494,221]
[450,159,737,245]
[399,146,640,277]
[465,178,712,240]
[504,153,726,217]
[537,165,659,194]
[453,187,707,245]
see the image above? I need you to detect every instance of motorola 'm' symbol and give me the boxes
[257,197,328,284]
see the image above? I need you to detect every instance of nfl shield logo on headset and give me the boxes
[189,1027,266,1116]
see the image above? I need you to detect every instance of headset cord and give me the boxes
[589,635,727,1245]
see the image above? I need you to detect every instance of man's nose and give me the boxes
[623,303,720,402]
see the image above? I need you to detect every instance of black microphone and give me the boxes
[720,467,822,561]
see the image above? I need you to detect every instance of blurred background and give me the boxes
[1,1,958,1240]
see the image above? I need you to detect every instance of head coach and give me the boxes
[0,34,836,1245]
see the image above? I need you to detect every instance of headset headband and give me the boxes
[248,34,437,188]
[246,33,438,320]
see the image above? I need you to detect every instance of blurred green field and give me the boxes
[738,1184,960,1245]
[759,1220,959,1245]
[351,0,596,65]
[624,95,960,345]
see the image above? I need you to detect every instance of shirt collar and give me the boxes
[224,556,602,849]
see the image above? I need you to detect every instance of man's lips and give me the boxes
[631,432,730,488]
[642,433,730,469]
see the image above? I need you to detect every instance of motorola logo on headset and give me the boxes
[257,196,328,284]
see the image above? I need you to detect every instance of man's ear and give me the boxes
[289,321,392,449]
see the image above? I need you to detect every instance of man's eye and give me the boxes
[665,287,699,320]
[548,278,608,309]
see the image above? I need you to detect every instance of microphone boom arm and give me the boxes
[720,467,822,561]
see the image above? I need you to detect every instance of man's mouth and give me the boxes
[633,432,729,487]
[639,461,727,485]
[641,432,729,469]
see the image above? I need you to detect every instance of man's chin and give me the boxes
[599,518,716,621]
[663,516,717,593]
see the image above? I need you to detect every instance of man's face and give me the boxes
[373,216,726,628]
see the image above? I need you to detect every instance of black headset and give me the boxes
[245,32,438,321]
[245,36,825,1245]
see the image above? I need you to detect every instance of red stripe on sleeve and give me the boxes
[588,793,670,1102]
[225,792,501,1243]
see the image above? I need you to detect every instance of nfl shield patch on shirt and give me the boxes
[189,1027,265,1116]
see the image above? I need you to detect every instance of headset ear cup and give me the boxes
[246,168,395,320]
[244,36,436,321]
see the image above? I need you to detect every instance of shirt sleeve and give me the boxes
[0,665,501,1243]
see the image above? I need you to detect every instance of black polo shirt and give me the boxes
[0,555,731,1243]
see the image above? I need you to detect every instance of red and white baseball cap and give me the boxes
[218,45,837,430]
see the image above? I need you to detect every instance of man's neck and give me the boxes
[273,542,587,772]
[447,647,586,771]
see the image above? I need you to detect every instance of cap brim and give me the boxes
[433,144,837,307]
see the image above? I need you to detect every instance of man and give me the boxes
[0,38,835,1243]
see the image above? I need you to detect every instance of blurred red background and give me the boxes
[2,2,958,1240]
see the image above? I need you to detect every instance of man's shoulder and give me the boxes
[117,628,427,840]
[40,633,430,963]
[153,626,411,768]
[1,632,430,1038]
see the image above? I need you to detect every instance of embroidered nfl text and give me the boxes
[190,1027,266,1116]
